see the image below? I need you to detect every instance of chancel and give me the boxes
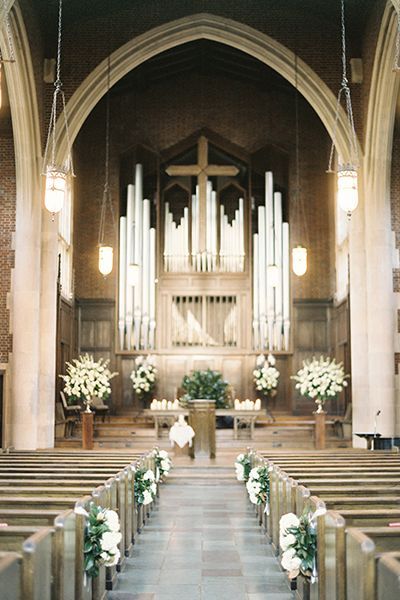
[1,0,400,599]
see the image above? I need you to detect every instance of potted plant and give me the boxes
[291,355,348,413]
[180,368,229,408]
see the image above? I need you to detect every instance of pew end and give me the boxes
[377,551,400,600]
[0,551,22,600]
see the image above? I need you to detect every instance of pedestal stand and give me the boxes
[188,399,216,458]
[82,411,94,450]
[314,411,326,450]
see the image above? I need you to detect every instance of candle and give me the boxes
[255,398,261,411]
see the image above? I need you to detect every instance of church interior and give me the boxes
[0,1,400,599]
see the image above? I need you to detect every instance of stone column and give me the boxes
[188,399,216,458]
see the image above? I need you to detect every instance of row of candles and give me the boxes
[149,398,262,411]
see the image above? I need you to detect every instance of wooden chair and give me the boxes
[91,396,110,422]
[59,392,81,437]
[333,402,352,439]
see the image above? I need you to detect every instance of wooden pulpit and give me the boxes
[188,399,216,458]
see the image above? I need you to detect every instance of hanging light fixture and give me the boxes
[42,0,74,218]
[327,0,359,218]
[291,54,308,277]
[98,54,115,277]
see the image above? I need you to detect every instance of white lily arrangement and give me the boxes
[79,504,121,578]
[153,448,172,481]
[130,355,157,399]
[253,354,280,396]
[246,465,271,506]
[279,511,317,582]
[60,354,117,404]
[291,356,348,411]
[234,451,253,482]
[134,468,157,505]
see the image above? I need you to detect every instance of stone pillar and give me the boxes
[188,399,216,458]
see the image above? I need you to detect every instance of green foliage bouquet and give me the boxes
[134,468,157,505]
[181,368,229,408]
[234,451,253,482]
[79,504,121,578]
[246,465,271,505]
[152,448,173,481]
[279,511,317,581]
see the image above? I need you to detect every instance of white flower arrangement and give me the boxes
[279,511,317,581]
[81,504,122,577]
[130,355,157,399]
[234,451,253,482]
[291,356,348,410]
[246,465,271,505]
[134,468,157,505]
[253,354,280,396]
[60,354,118,404]
[153,448,172,482]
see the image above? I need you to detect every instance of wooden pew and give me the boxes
[377,551,400,600]
[346,527,400,600]
[0,551,21,600]
[0,527,53,600]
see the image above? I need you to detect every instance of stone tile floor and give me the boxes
[108,468,294,600]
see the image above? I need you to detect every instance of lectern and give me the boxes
[188,399,216,458]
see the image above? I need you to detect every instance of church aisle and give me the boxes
[109,466,294,600]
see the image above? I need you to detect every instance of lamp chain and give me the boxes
[293,53,309,249]
[327,0,358,172]
[42,0,74,175]
[98,54,115,247]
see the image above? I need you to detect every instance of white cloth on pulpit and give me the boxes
[169,415,195,448]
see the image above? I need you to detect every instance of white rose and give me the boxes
[104,509,120,532]
[143,470,155,481]
[249,494,258,504]
[235,463,245,481]
[249,468,259,480]
[101,548,120,567]
[161,459,170,471]
[142,490,153,505]
[281,548,301,575]
[279,513,300,533]
[280,532,296,551]
[100,531,122,552]
[159,450,169,459]
[150,482,157,495]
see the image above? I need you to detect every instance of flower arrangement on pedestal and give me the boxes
[153,448,172,481]
[78,504,121,578]
[181,368,229,408]
[246,465,271,506]
[130,355,157,401]
[134,468,157,505]
[60,354,117,411]
[253,354,280,398]
[234,451,253,482]
[279,511,317,582]
[291,356,348,413]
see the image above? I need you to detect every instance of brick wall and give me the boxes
[0,129,16,362]
[74,69,333,300]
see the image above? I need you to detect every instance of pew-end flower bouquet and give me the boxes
[246,465,271,505]
[291,355,348,413]
[279,511,317,581]
[81,504,121,578]
[134,468,157,505]
[153,448,172,481]
[234,451,253,482]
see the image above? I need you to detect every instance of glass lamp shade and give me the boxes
[292,245,307,277]
[127,263,140,287]
[267,264,279,287]
[44,166,67,214]
[337,164,358,215]
[98,245,113,276]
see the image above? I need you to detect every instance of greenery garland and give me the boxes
[134,468,157,505]
[83,504,121,578]
[279,511,317,581]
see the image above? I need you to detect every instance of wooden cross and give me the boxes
[166,136,239,252]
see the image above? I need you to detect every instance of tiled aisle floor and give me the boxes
[109,467,294,600]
